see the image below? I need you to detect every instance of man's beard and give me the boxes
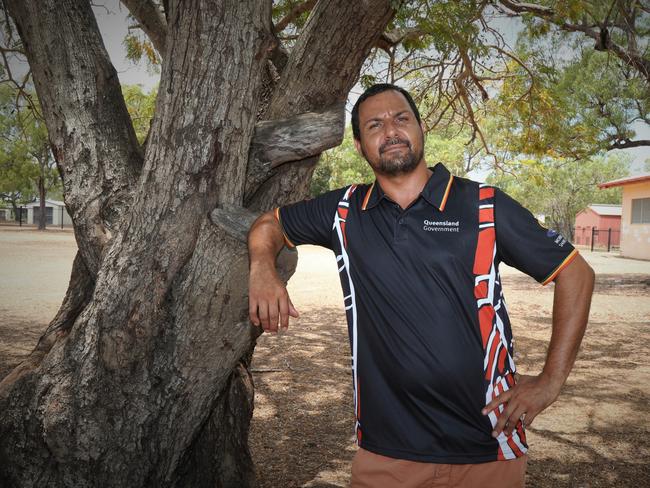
[366,137,423,176]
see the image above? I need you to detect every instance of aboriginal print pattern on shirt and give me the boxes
[473,184,528,459]
[332,184,362,444]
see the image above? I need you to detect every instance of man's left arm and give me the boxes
[482,254,595,437]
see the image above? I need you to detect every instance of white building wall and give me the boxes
[620,182,650,260]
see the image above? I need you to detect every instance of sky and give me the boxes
[92,1,160,91]
[91,1,648,177]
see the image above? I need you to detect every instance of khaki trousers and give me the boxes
[350,448,527,488]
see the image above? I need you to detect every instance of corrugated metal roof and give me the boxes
[588,204,622,216]
[24,199,66,207]
[599,173,650,189]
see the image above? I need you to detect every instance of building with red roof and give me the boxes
[574,204,621,249]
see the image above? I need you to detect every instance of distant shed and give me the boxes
[25,199,73,227]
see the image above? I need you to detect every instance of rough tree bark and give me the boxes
[0,0,396,486]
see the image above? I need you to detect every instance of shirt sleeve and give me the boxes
[276,187,348,250]
[494,188,578,285]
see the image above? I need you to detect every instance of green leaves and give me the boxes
[121,84,158,144]
[0,84,58,206]
[123,32,160,72]
[490,37,649,160]
[487,154,628,239]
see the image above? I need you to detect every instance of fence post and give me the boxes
[61,206,64,229]
[591,227,596,252]
[607,228,612,252]
[19,206,23,227]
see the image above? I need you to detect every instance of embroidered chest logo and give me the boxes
[422,219,460,233]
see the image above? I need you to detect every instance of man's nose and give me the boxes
[383,120,398,138]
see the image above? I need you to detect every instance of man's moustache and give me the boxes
[379,138,411,154]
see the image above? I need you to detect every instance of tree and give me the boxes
[0,84,60,228]
[485,17,649,160]
[0,1,396,486]
[487,154,628,239]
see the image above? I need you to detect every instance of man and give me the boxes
[248,84,594,487]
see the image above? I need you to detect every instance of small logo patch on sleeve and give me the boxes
[546,229,567,247]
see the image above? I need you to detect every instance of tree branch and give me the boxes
[498,0,650,82]
[120,0,168,54]
[245,102,345,198]
[376,27,426,53]
[607,138,650,150]
[273,0,316,33]
[248,0,396,211]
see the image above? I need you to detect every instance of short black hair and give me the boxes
[351,83,421,141]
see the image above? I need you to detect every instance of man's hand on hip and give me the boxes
[481,373,562,437]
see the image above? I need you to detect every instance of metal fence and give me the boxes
[573,227,620,252]
[0,206,69,228]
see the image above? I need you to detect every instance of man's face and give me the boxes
[354,90,425,176]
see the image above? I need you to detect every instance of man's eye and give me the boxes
[368,123,380,129]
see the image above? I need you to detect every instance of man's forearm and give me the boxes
[542,254,595,392]
[483,253,595,435]
[248,210,298,331]
[248,210,285,270]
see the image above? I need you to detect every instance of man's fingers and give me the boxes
[279,297,289,331]
[268,301,279,333]
[492,405,512,437]
[482,389,511,416]
[288,298,299,318]
[249,300,260,326]
[505,406,527,436]
[522,411,537,428]
[258,302,270,331]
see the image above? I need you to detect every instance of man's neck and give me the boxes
[375,161,431,210]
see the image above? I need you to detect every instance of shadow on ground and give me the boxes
[249,306,355,488]
[2,297,648,486]
[250,290,650,487]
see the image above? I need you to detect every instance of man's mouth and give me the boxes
[383,145,407,152]
[380,140,410,154]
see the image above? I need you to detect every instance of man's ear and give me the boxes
[353,138,363,157]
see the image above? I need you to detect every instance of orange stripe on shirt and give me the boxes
[274,207,296,248]
[541,248,579,285]
[361,182,375,210]
[439,175,454,211]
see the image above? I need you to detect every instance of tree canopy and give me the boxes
[0,84,60,218]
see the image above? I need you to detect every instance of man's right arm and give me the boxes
[248,210,298,334]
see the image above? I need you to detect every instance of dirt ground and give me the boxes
[1,226,648,487]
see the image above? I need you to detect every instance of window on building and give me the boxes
[33,206,54,225]
[631,198,650,224]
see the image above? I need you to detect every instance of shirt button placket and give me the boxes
[395,214,407,241]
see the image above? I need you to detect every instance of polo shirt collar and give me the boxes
[361,162,455,212]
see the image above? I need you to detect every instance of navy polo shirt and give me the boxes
[276,163,577,463]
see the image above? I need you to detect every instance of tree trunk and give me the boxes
[37,174,46,230]
[10,198,19,223]
[0,0,396,486]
